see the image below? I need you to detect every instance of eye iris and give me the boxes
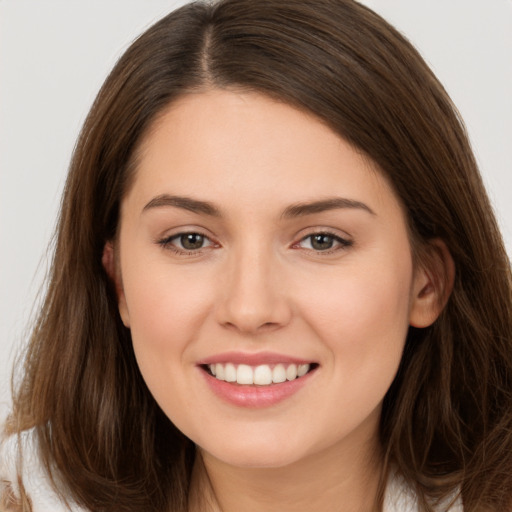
[181,233,204,250]
[311,234,334,250]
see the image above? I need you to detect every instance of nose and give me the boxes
[215,245,292,334]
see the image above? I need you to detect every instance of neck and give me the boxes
[188,427,384,512]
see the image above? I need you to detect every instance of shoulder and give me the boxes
[383,470,464,512]
[0,428,88,512]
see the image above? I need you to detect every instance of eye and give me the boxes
[158,232,214,253]
[297,232,352,252]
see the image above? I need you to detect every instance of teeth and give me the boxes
[272,364,287,383]
[225,363,237,382]
[237,364,254,384]
[208,363,311,385]
[254,365,272,385]
[215,363,225,380]
[298,364,309,377]
[286,364,297,381]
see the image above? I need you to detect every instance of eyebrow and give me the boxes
[142,194,221,217]
[281,197,375,218]
[142,194,375,218]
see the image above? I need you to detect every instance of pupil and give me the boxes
[181,233,204,250]
[311,234,333,250]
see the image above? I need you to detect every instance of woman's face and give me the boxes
[113,90,434,469]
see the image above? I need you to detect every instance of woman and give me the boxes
[2,0,512,511]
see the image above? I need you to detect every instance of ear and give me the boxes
[102,241,130,328]
[409,239,455,328]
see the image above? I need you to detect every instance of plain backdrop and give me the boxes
[1,1,511,420]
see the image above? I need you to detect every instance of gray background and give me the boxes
[1,0,511,420]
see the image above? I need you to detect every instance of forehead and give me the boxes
[126,89,402,219]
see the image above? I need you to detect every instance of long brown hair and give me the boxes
[5,1,512,510]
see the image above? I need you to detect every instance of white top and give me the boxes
[1,430,463,512]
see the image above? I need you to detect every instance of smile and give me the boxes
[207,362,312,385]
[197,352,319,407]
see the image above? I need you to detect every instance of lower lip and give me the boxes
[200,367,315,408]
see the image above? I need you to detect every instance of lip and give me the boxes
[197,352,318,408]
[197,351,314,366]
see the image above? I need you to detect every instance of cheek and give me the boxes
[295,257,413,434]
[298,251,413,368]
[121,261,218,426]
[121,254,215,368]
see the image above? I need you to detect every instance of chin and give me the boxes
[195,428,316,470]
[206,446,304,469]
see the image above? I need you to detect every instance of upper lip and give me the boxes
[197,351,316,366]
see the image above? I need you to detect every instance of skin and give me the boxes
[105,89,450,511]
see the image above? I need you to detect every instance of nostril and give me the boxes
[221,320,281,335]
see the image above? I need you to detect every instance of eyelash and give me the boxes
[157,230,353,256]
[157,232,216,256]
[293,231,353,254]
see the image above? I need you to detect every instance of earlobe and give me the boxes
[102,241,131,328]
[409,239,455,328]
